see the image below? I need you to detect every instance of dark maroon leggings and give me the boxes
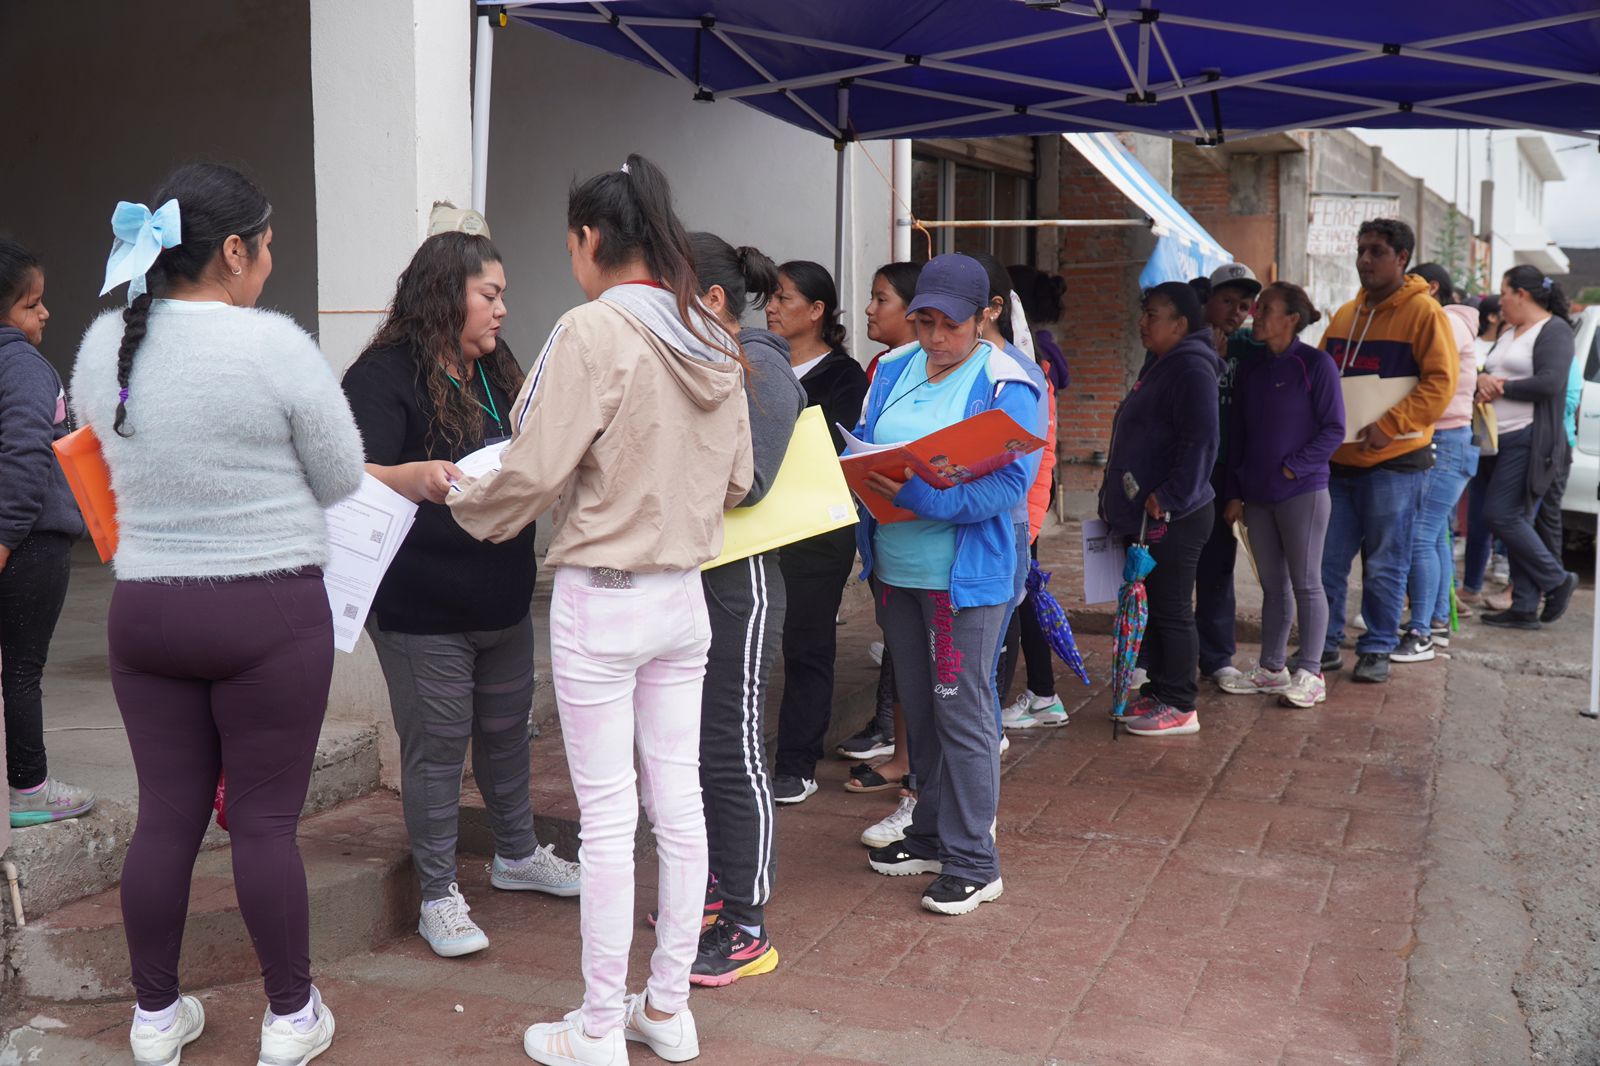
[108,569,333,1014]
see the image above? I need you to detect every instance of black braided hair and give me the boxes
[111,163,272,437]
[112,293,152,436]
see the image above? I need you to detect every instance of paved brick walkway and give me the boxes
[18,622,1442,1065]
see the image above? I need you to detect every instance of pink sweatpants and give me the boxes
[549,567,711,1036]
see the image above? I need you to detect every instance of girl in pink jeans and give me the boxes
[450,154,753,1066]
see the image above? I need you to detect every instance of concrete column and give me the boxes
[1278,150,1309,285]
[311,0,473,372]
[1034,134,1061,274]
[310,0,473,788]
[1370,145,1385,193]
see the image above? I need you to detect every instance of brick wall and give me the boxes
[1053,141,1146,494]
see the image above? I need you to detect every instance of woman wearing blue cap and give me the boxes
[852,253,1040,916]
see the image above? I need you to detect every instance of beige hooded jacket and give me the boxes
[448,283,753,571]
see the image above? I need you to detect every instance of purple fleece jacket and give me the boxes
[1100,329,1226,536]
[1225,338,1346,505]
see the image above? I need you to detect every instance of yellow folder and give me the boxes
[705,406,858,570]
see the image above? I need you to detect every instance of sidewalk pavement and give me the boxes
[4,522,1437,1065]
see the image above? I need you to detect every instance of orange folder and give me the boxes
[53,426,118,563]
[839,408,1045,525]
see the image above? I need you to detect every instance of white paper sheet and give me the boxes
[455,440,510,480]
[835,423,906,455]
[1081,518,1125,606]
[323,474,418,653]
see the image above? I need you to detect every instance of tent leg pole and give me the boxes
[1584,532,1600,718]
[834,143,846,293]
[471,13,496,215]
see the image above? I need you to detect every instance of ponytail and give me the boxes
[109,162,272,436]
[1504,264,1572,325]
[569,154,738,361]
[971,251,1015,345]
[776,260,847,355]
[689,232,779,320]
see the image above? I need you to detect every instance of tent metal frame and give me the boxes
[486,0,1600,148]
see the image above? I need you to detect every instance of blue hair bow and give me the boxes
[100,199,182,304]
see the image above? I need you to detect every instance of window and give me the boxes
[909,153,1034,265]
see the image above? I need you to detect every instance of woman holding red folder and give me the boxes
[853,253,1040,917]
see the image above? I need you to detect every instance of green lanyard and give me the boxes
[446,360,503,431]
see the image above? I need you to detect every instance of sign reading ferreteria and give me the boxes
[1307,192,1403,258]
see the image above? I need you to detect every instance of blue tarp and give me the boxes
[491,1,1600,144]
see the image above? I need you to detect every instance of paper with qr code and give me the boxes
[322,473,418,652]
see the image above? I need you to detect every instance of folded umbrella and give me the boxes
[1027,560,1089,686]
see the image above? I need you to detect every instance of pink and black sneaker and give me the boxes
[648,872,722,930]
[1122,701,1200,736]
[690,916,779,987]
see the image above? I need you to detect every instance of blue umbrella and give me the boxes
[1110,540,1157,720]
[1027,560,1089,686]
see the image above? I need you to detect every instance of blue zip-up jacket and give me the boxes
[1002,340,1050,526]
[1100,329,1226,537]
[854,341,1041,609]
[0,327,85,549]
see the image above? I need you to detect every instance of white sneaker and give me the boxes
[1279,669,1327,709]
[523,1010,627,1065]
[623,993,700,1062]
[130,995,205,1066]
[999,734,1010,753]
[861,794,916,848]
[1001,691,1068,729]
[419,883,489,957]
[1208,666,1245,690]
[1350,613,1368,633]
[257,987,334,1066]
[868,640,885,666]
[1216,665,1291,695]
[1130,666,1149,691]
[492,844,582,897]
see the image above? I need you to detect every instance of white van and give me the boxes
[1560,305,1600,542]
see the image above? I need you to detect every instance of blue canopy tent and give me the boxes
[471,0,1599,283]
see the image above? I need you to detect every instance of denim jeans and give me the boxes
[1463,460,1496,593]
[1405,427,1478,634]
[549,567,711,1037]
[1323,467,1424,655]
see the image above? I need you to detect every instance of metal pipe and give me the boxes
[917,218,1149,229]
[3,860,23,928]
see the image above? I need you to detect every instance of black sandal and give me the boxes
[845,765,906,793]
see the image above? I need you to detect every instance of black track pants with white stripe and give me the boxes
[699,553,787,929]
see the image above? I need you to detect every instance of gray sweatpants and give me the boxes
[876,584,1005,884]
[1244,489,1331,676]
[369,615,540,900]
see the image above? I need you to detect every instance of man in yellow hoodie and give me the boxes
[1319,218,1457,684]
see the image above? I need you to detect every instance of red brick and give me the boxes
[1298,945,1408,1017]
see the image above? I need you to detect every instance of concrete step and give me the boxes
[7,718,382,924]
[10,792,417,1005]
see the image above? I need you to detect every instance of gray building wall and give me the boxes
[0,1,318,379]
[1309,130,1474,271]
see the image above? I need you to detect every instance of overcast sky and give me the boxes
[1353,129,1600,253]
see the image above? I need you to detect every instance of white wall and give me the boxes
[0,0,316,378]
[482,22,891,363]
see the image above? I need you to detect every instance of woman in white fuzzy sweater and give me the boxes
[71,163,363,1066]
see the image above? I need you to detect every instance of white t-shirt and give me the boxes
[791,354,826,380]
[1486,318,1549,436]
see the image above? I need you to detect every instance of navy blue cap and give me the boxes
[905,253,988,322]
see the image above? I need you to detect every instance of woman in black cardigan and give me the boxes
[1478,265,1578,630]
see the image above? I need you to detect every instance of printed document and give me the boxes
[323,474,418,653]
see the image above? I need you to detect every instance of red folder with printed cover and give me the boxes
[837,409,1045,525]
